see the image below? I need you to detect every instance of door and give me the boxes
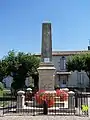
[59,75,67,88]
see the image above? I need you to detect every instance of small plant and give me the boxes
[54,85,60,90]
[82,105,88,112]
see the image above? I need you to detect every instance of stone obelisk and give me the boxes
[38,22,56,91]
[41,23,52,63]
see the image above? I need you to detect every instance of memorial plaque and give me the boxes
[44,58,50,63]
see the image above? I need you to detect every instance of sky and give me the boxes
[0,0,90,58]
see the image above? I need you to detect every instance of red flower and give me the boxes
[35,90,46,104]
[48,99,54,107]
[56,89,68,101]
[35,90,55,107]
[56,89,62,96]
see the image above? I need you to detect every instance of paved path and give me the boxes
[0,116,90,120]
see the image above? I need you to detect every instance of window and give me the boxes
[60,56,66,70]
[63,79,66,84]
[59,75,67,88]
[60,75,67,84]
[77,72,84,85]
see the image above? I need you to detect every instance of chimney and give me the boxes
[88,46,90,50]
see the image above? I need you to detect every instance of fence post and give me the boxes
[32,96,36,116]
[88,95,90,117]
[75,91,78,108]
[68,91,75,109]
[43,100,48,115]
[16,90,25,112]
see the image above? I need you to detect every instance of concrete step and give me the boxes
[54,97,60,101]
[16,106,75,114]
[55,101,68,108]
[25,100,68,108]
[48,107,75,113]
[16,106,43,113]
[54,101,64,107]
[25,101,43,108]
[25,101,33,107]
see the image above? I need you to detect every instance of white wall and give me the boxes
[52,55,89,88]
[2,75,13,89]
[52,56,62,71]
[68,71,78,87]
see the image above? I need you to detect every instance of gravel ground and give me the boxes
[0,116,90,120]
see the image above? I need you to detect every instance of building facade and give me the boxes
[2,50,90,90]
[36,50,90,90]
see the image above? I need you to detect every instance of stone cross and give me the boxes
[41,23,52,63]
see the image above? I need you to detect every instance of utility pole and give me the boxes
[88,39,90,50]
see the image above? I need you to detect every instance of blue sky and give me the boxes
[0,0,90,58]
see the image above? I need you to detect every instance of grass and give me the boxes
[0,90,3,96]
[0,90,4,107]
[0,89,11,96]
[0,89,16,108]
[0,100,9,107]
[0,89,11,107]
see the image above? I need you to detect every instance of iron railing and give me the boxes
[0,90,89,116]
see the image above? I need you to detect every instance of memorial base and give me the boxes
[38,62,56,91]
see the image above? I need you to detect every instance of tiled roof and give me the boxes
[35,50,90,56]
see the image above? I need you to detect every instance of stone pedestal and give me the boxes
[16,90,25,112]
[38,62,56,90]
[68,91,75,109]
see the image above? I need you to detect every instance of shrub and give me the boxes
[54,85,60,90]
[56,89,68,101]
[35,89,68,107]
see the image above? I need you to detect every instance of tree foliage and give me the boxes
[66,52,90,86]
[0,50,40,90]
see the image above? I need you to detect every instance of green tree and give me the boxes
[0,50,40,90]
[66,53,90,87]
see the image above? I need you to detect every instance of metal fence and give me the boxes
[0,90,89,116]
